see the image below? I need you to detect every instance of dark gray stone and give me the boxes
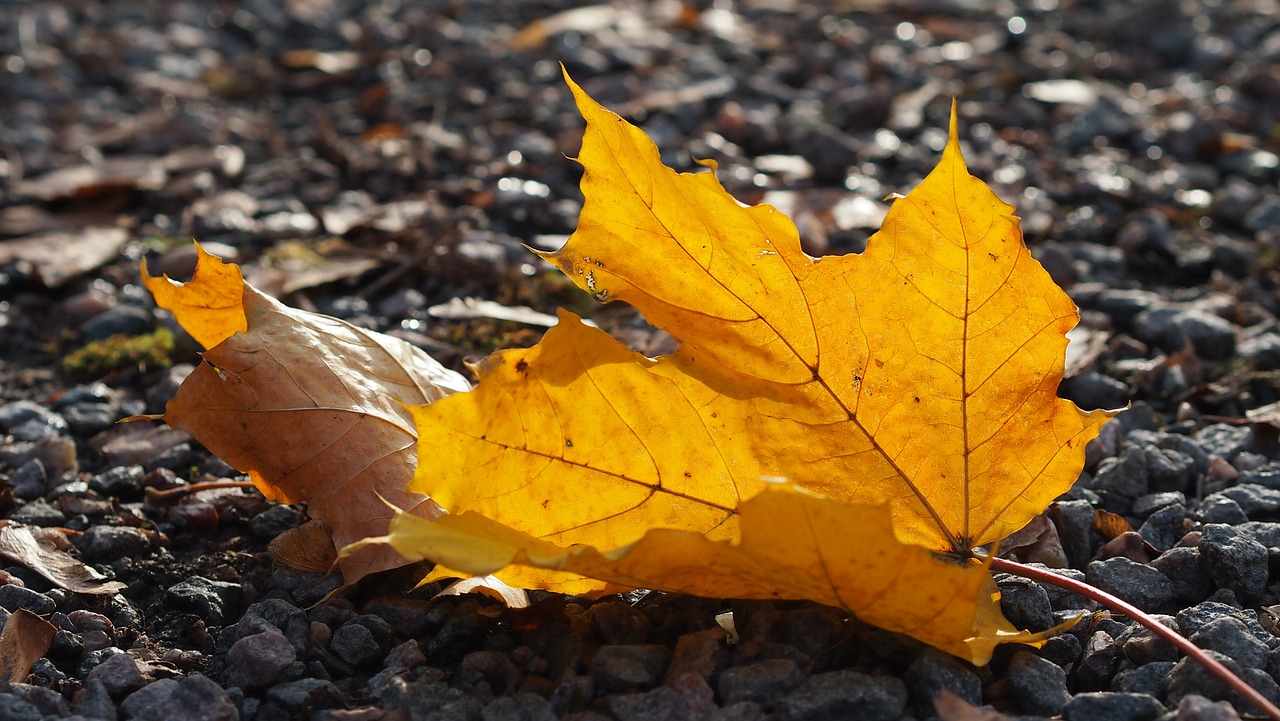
[122,675,236,721]
[1189,617,1270,670]
[456,650,521,697]
[60,400,120,435]
[1199,524,1269,603]
[1157,550,1213,607]
[265,677,344,712]
[220,599,308,654]
[74,678,118,721]
[88,465,145,497]
[0,693,42,721]
[1065,691,1165,721]
[9,459,48,499]
[1236,522,1280,548]
[995,575,1055,631]
[1138,503,1188,551]
[1176,694,1243,721]
[1086,557,1178,613]
[377,674,480,720]
[0,585,56,615]
[165,576,242,625]
[248,505,305,540]
[1133,492,1187,518]
[1176,602,1273,645]
[717,658,803,708]
[331,620,384,669]
[0,400,62,432]
[607,684,712,721]
[8,498,66,526]
[1091,444,1149,498]
[1239,333,1280,371]
[1165,650,1280,710]
[584,601,651,645]
[81,305,153,342]
[774,607,842,660]
[1053,499,1100,568]
[1194,496,1249,525]
[1145,447,1197,494]
[1007,651,1069,716]
[775,670,906,721]
[1134,307,1237,360]
[225,628,295,689]
[904,648,981,718]
[1112,661,1175,697]
[1063,371,1130,410]
[591,644,671,693]
[76,525,150,561]
[1117,616,1180,665]
[481,693,559,721]
[1195,424,1254,461]
[85,652,145,699]
[1217,484,1280,518]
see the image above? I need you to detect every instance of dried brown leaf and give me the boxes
[0,609,58,686]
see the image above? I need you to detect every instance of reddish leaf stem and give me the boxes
[986,555,1280,720]
[144,480,257,504]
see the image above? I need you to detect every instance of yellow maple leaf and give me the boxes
[141,245,471,582]
[396,73,1120,663]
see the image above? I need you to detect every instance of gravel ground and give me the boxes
[2,0,1280,719]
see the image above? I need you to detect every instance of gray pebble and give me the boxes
[165,576,241,625]
[85,652,145,698]
[1112,661,1175,698]
[1007,651,1070,716]
[905,648,980,718]
[457,650,521,697]
[585,601,651,645]
[248,504,305,540]
[123,674,236,721]
[89,465,145,498]
[225,628,296,689]
[1150,547,1214,605]
[1133,492,1187,518]
[591,644,671,693]
[76,525,149,561]
[1086,557,1178,613]
[1177,602,1273,645]
[266,677,344,712]
[1116,616,1180,665]
[8,498,66,526]
[81,305,153,342]
[481,693,559,721]
[376,675,479,719]
[74,678,117,721]
[1194,496,1249,525]
[1063,691,1165,721]
[1091,444,1149,499]
[120,679,178,719]
[0,584,56,615]
[10,459,48,500]
[1063,371,1131,411]
[607,685,710,721]
[717,658,803,708]
[220,598,308,653]
[1189,617,1270,670]
[1176,694,1242,720]
[59,403,118,436]
[1234,521,1280,548]
[0,400,63,433]
[774,669,906,721]
[0,693,42,721]
[1137,502,1187,551]
[1198,524,1269,603]
[1134,307,1236,359]
[1238,333,1280,371]
[1195,424,1254,461]
[331,620,384,669]
[1146,447,1198,494]
[1216,484,1280,518]
[995,575,1055,631]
